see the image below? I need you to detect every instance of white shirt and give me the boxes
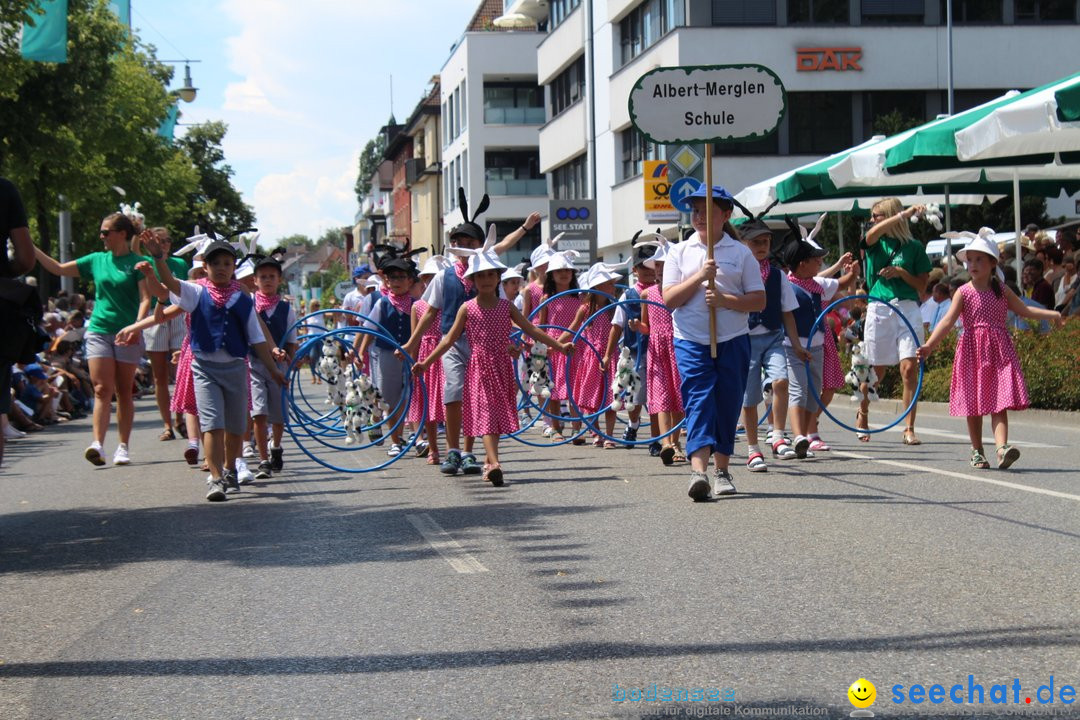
[170,280,265,363]
[341,287,364,313]
[661,232,765,345]
[749,271,798,336]
[783,276,839,348]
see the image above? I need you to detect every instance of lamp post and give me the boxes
[159,59,201,103]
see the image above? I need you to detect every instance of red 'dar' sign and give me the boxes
[628,64,786,145]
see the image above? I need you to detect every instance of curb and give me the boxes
[867,398,1080,430]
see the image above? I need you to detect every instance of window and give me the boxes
[715,133,780,156]
[552,154,588,200]
[861,0,924,23]
[447,95,456,143]
[788,0,849,23]
[619,0,685,66]
[550,57,585,118]
[485,150,545,195]
[711,0,777,25]
[1015,0,1076,21]
[460,80,467,132]
[550,0,581,29]
[939,0,1002,22]
[863,91,927,138]
[788,92,853,155]
[484,81,544,124]
[620,127,666,181]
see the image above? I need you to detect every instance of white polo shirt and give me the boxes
[661,232,765,345]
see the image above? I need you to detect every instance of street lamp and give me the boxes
[160,59,200,103]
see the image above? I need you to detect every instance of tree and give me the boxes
[174,120,255,237]
[354,134,386,202]
[316,226,347,249]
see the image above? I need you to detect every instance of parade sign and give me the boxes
[628,64,786,145]
[549,199,597,270]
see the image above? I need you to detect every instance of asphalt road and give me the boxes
[2,396,1079,720]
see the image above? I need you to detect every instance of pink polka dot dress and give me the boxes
[570,301,613,411]
[822,325,845,390]
[542,293,580,402]
[643,286,683,414]
[950,283,1030,416]
[462,298,519,437]
[170,315,197,415]
[407,300,445,424]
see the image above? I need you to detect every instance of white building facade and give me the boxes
[524,0,1079,261]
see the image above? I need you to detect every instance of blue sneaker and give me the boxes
[648,441,662,457]
[621,425,638,448]
[440,449,462,475]
[460,453,482,475]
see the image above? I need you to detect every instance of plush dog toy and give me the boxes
[609,347,641,412]
[846,341,879,403]
[526,343,552,404]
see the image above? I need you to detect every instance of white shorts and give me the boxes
[144,313,185,352]
[864,299,924,367]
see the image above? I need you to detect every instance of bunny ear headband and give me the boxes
[119,202,145,231]
[454,186,491,240]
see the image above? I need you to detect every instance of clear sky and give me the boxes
[132,0,480,243]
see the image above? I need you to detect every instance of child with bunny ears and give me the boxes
[917,228,1062,470]
[537,249,582,442]
[413,234,573,486]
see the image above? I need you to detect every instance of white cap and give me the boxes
[582,258,631,290]
[421,254,453,276]
[546,249,580,273]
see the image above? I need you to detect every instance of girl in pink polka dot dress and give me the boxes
[414,253,573,486]
[640,251,685,465]
[917,232,1062,470]
[537,250,582,441]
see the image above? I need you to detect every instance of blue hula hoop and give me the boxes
[803,294,923,435]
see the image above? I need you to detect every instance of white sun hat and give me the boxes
[530,232,563,268]
[501,261,528,282]
[546,249,580,273]
[449,224,509,278]
[420,254,453,276]
[582,258,631,290]
[633,233,669,269]
[951,227,1001,264]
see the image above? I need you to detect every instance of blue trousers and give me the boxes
[674,334,751,458]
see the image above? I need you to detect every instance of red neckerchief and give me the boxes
[197,277,245,308]
[254,291,280,314]
[759,259,773,284]
[787,273,824,295]
[454,259,473,294]
[386,290,413,316]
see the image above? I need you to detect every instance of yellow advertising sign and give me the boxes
[643,160,678,222]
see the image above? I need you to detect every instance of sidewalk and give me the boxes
[870,397,1080,429]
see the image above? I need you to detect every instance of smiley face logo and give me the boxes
[848,679,876,708]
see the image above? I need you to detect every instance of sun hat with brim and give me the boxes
[952,229,1001,264]
[529,233,564,268]
[685,184,736,205]
[463,251,507,278]
[352,264,371,278]
[202,238,238,263]
[582,258,631,290]
[501,262,528,282]
[420,255,452,276]
[546,250,580,273]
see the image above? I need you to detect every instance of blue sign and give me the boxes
[670,177,702,214]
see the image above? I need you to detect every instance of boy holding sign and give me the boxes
[661,185,765,501]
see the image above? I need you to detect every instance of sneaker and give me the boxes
[205,477,227,502]
[235,459,255,485]
[269,445,284,472]
[712,469,737,496]
[223,470,241,494]
[242,442,256,459]
[414,439,430,458]
[184,445,200,466]
[793,435,810,459]
[460,453,482,475]
[648,441,662,457]
[687,471,711,501]
[621,425,638,448]
[85,443,106,467]
[255,461,273,480]
[440,449,463,475]
[112,444,131,466]
[386,443,404,457]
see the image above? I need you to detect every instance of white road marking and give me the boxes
[834,450,1080,503]
[865,423,1063,449]
[406,513,489,574]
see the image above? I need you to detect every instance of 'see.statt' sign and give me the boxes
[628,64,786,145]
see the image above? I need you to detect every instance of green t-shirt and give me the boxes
[76,251,144,334]
[145,255,188,309]
[865,235,932,303]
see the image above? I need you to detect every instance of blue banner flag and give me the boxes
[20,0,68,63]
[157,103,179,140]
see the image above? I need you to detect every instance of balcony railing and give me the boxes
[484,106,546,124]
[485,178,547,196]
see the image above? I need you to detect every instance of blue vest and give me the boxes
[748,264,783,332]
[258,300,291,348]
[790,283,823,339]
[439,266,475,336]
[622,287,648,355]
[373,295,412,350]
[190,289,253,358]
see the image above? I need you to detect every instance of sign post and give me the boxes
[629,64,786,356]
